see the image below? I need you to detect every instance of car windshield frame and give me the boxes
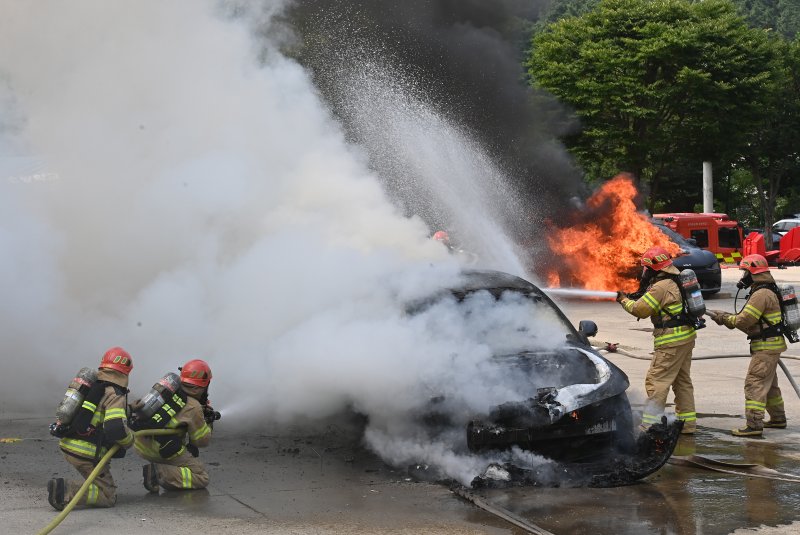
[653,223,693,247]
[445,286,581,342]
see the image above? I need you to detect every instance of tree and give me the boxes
[728,0,800,39]
[526,0,776,210]
[730,37,800,247]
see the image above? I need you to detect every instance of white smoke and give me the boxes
[0,0,565,483]
[320,49,530,275]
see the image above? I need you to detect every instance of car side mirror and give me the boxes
[578,320,598,339]
[687,238,697,246]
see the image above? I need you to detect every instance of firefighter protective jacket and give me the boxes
[134,385,212,461]
[720,273,787,352]
[59,368,134,459]
[620,268,697,348]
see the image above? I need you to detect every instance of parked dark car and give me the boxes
[653,222,721,296]
[413,270,681,487]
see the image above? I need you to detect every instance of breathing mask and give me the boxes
[736,270,753,290]
[640,267,656,287]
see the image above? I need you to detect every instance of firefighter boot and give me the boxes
[764,419,787,429]
[143,463,159,493]
[731,426,763,437]
[47,478,66,511]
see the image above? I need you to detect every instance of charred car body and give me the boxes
[414,270,681,487]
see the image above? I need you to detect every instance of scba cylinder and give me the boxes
[679,269,706,317]
[137,372,181,419]
[779,284,800,331]
[55,367,97,425]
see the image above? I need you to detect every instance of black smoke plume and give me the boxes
[275,0,585,242]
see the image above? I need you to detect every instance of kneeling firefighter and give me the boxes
[48,347,135,510]
[131,359,219,492]
[706,254,790,437]
[616,246,699,434]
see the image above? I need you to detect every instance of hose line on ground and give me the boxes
[37,428,181,535]
[593,346,800,400]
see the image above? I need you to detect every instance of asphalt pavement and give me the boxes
[4,266,800,534]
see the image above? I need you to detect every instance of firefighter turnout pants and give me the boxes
[744,349,786,430]
[642,339,696,431]
[62,452,117,507]
[148,451,209,490]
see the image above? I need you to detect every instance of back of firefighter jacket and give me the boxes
[59,369,134,459]
[134,394,212,460]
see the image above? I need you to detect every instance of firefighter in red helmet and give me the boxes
[47,347,135,510]
[616,246,698,434]
[133,359,218,492]
[706,254,788,437]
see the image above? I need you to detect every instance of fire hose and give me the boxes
[37,428,181,535]
[594,345,800,401]
[668,454,800,483]
[451,486,555,535]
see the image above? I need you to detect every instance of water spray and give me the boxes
[543,288,617,300]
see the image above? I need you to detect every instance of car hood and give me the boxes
[495,344,629,421]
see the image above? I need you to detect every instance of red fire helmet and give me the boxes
[739,254,770,274]
[180,359,212,387]
[640,246,673,271]
[100,347,133,375]
[432,230,449,243]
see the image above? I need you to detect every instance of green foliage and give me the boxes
[777,0,800,38]
[526,0,777,210]
[729,0,800,38]
[727,36,800,233]
[531,0,600,34]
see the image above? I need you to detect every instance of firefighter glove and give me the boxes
[186,444,200,457]
[615,291,625,303]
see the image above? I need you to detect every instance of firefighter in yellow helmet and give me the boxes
[47,347,135,510]
[616,246,697,434]
[132,359,218,492]
[706,254,787,437]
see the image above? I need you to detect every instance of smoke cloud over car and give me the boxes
[0,1,595,484]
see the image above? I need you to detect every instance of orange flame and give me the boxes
[544,174,680,292]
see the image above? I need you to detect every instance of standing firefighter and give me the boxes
[616,246,698,434]
[131,359,219,492]
[706,254,787,437]
[48,347,134,510]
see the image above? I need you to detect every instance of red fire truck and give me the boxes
[653,213,745,264]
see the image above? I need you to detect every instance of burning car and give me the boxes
[413,269,681,487]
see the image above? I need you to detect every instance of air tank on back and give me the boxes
[778,285,800,329]
[137,372,182,419]
[778,284,800,342]
[679,269,706,318]
[55,367,97,426]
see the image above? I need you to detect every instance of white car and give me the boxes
[772,219,800,236]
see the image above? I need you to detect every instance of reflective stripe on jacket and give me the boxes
[621,275,696,348]
[59,384,133,459]
[134,394,212,461]
[721,285,787,352]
